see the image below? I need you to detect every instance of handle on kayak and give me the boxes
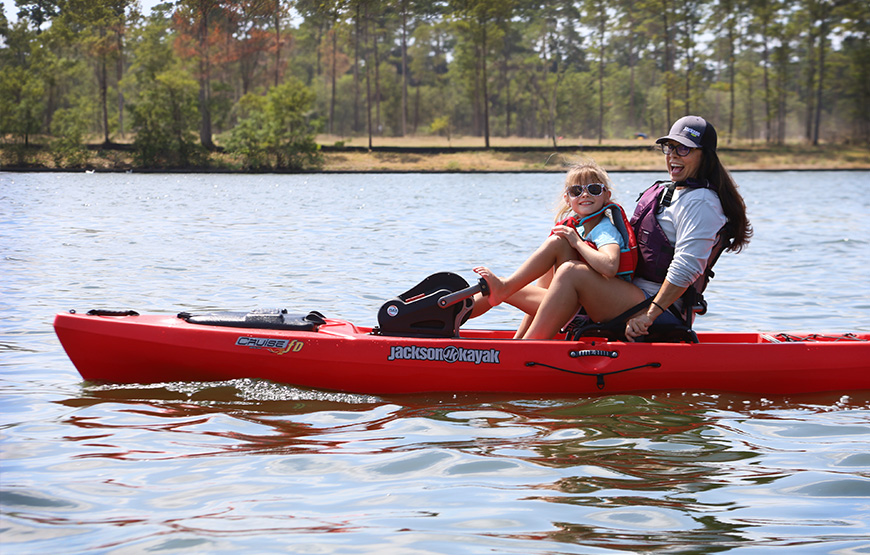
[437,278,490,308]
[85,309,140,317]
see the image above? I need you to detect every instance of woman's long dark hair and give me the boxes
[700,148,752,252]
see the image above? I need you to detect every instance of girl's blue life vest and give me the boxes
[629,179,717,283]
[555,203,638,279]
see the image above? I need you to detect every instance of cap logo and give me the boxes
[682,126,701,138]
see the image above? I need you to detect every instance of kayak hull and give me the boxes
[53,311,870,395]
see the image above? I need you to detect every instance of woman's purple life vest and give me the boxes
[629,180,717,283]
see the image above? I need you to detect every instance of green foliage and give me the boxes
[1,0,869,172]
[55,0,136,144]
[124,10,204,167]
[226,79,323,171]
[129,67,204,167]
[0,64,44,146]
[50,105,91,167]
[226,93,271,168]
[429,115,451,141]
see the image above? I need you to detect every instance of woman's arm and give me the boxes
[624,280,687,342]
[663,190,727,287]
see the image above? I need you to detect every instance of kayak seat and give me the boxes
[178,309,326,331]
[564,300,699,343]
[376,272,473,338]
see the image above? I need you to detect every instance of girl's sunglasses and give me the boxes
[567,183,606,197]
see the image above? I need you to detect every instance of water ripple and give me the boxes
[3,171,870,554]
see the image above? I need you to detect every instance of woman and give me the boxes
[520,115,752,341]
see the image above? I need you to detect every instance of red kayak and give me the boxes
[54,308,870,395]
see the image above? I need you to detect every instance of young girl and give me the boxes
[471,161,633,337]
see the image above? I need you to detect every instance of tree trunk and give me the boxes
[804,29,817,142]
[354,6,361,133]
[746,69,755,143]
[550,83,558,149]
[374,25,381,135]
[762,22,772,142]
[197,1,214,151]
[116,29,124,138]
[661,0,672,125]
[683,6,694,115]
[413,83,420,133]
[503,44,511,137]
[776,49,788,144]
[364,5,373,149]
[100,52,110,144]
[400,3,408,136]
[597,10,605,144]
[481,19,490,148]
[728,22,736,143]
[329,21,337,135]
[627,13,637,131]
[273,0,281,86]
[812,25,827,145]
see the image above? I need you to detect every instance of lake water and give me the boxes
[2,170,869,553]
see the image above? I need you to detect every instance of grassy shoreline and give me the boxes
[2,136,868,172]
[315,136,869,172]
[317,145,870,173]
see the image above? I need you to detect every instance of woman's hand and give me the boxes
[626,282,687,342]
[625,312,655,342]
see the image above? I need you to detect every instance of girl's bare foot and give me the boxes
[473,266,510,306]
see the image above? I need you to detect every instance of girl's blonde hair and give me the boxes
[554,161,614,221]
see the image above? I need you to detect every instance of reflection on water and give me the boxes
[10,381,859,552]
[2,171,870,553]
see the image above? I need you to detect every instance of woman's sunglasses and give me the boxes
[659,143,693,157]
[567,183,606,197]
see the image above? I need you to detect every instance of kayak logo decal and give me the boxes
[388,345,500,364]
[236,336,304,354]
[267,340,305,355]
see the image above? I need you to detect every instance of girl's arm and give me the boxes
[575,241,620,277]
[551,225,621,278]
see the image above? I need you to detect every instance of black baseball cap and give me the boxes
[656,115,718,151]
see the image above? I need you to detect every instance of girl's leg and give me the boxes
[510,266,554,338]
[514,315,532,339]
[469,294,493,318]
[521,261,646,340]
[469,281,548,321]
[471,262,555,329]
[470,277,550,318]
[476,235,577,307]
